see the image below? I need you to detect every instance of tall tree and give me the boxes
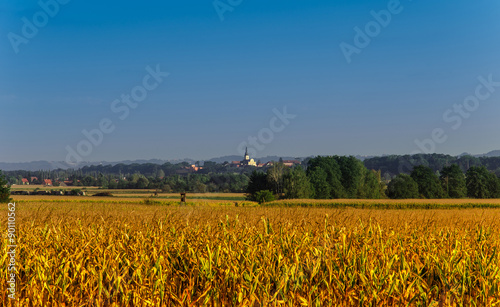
[283,167,312,199]
[307,156,345,198]
[0,170,12,203]
[156,169,165,179]
[410,165,446,198]
[440,164,466,198]
[466,166,489,198]
[358,169,384,199]
[307,168,331,199]
[336,156,364,198]
[486,172,500,198]
[246,171,270,201]
[466,166,500,198]
[267,162,286,196]
[136,177,150,189]
[386,174,419,199]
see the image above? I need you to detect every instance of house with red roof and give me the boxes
[283,160,301,167]
[43,179,53,186]
[21,178,29,185]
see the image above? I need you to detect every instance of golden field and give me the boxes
[2,197,500,306]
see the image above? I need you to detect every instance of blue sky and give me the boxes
[1,0,500,163]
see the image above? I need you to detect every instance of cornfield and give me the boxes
[2,199,500,306]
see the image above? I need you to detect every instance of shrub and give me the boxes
[255,190,275,204]
[93,192,114,197]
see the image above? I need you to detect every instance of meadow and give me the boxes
[2,196,500,306]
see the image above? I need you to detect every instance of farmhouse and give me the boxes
[21,178,29,185]
[43,179,53,186]
[175,164,202,174]
[283,160,301,167]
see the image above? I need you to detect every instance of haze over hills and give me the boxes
[0,155,375,172]
[458,150,500,157]
[0,157,302,171]
[1,151,500,172]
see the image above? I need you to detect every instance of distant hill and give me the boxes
[0,156,303,171]
[477,150,500,157]
[0,161,74,172]
[0,159,189,172]
[2,151,500,172]
[457,150,500,158]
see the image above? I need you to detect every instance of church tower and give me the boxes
[244,147,250,161]
[241,147,257,167]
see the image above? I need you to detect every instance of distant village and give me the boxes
[230,148,300,168]
[16,149,301,187]
[19,176,84,187]
[9,151,500,199]
[8,150,302,193]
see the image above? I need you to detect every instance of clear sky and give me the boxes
[1,0,500,163]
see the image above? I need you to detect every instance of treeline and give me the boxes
[387,165,500,199]
[3,161,250,184]
[246,156,386,202]
[75,173,249,193]
[3,162,253,193]
[364,154,500,179]
[247,156,500,201]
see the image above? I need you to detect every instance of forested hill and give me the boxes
[364,154,500,178]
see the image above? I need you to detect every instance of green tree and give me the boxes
[307,156,345,198]
[487,172,500,198]
[267,162,286,196]
[254,190,275,204]
[440,164,466,198]
[358,169,384,199]
[81,176,96,186]
[466,166,489,198]
[283,167,312,199]
[97,175,109,189]
[410,165,446,198]
[246,171,269,201]
[0,171,12,203]
[194,181,207,193]
[108,180,118,189]
[336,156,364,198]
[156,169,165,179]
[307,156,383,199]
[307,168,330,199]
[136,177,150,189]
[386,174,419,199]
[466,166,500,198]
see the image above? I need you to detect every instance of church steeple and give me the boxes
[241,147,256,167]
[244,147,249,160]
